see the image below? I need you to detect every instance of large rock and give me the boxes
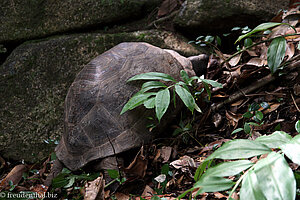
[0,30,201,162]
[174,0,289,35]
[0,0,160,43]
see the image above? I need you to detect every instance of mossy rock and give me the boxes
[0,30,201,162]
[174,0,289,34]
[0,0,160,43]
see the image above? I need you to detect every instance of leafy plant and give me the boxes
[106,169,126,188]
[120,71,222,122]
[232,102,270,135]
[52,168,98,189]
[179,130,300,200]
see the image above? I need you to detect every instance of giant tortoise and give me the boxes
[46,42,208,184]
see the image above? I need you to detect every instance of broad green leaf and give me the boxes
[180,70,190,85]
[194,103,202,113]
[127,72,176,82]
[243,111,253,118]
[193,176,234,194]
[203,160,253,177]
[295,120,300,133]
[143,97,155,109]
[244,38,253,47]
[253,152,296,200]
[140,81,167,93]
[235,22,282,43]
[216,36,222,46]
[155,88,170,122]
[255,131,292,149]
[107,169,119,179]
[280,134,300,165]
[254,111,263,122]
[201,78,223,88]
[202,82,211,100]
[267,36,287,73]
[231,128,243,135]
[244,123,251,134]
[175,84,195,113]
[240,170,266,200]
[249,102,260,111]
[120,92,156,114]
[52,174,69,188]
[206,139,271,160]
[194,160,212,182]
[64,176,75,188]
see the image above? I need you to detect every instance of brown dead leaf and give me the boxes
[285,27,300,41]
[247,57,264,67]
[170,155,196,172]
[0,164,28,191]
[286,42,295,60]
[226,111,243,128]
[124,146,148,178]
[160,146,172,163]
[141,185,154,197]
[246,50,258,57]
[84,174,104,200]
[198,139,230,155]
[262,103,281,114]
[228,53,242,67]
[214,192,228,199]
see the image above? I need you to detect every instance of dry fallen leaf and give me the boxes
[0,164,28,191]
[124,146,148,178]
[170,155,196,172]
[141,185,154,197]
[160,146,172,163]
[228,53,242,67]
[84,174,104,200]
[246,57,264,67]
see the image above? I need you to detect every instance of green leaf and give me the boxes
[280,134,300,165]
[267,36,287,73]
[295,120,300,133]
[216,36,222,46]
[180,70,190,85]
[127,72,176,82]
[175,84,195,113]
[244,123,251,134]
[107,169,119,179]
[52,174,70,188]
[206,139,271,160]
[193,176,234,194]
[231,128,244,135]
[253,152,296,200]
[155,88,170,122]
[235,22,282,43]
[64,176,75,188]
[249,102,260,111]
[203,160,253,178]
[120,92,156,114]
[254,111,264,122]
[143,97,155,109]
[243,111,253,118]
[194,160,211,181]
[140,81,167,93]
[244,38,253,47]
[200,78,223,88]
[203,82,211,100]
[255,131,292,149]
[205,35,214,43]
[240,170,267,200]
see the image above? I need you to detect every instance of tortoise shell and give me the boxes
[55,42,195,171]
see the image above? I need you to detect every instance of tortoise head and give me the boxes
[188,54,208,77]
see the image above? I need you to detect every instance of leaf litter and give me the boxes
[1,3,300,200]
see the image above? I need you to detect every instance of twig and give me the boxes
[291,93,300,112]
[212,56,300,111]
